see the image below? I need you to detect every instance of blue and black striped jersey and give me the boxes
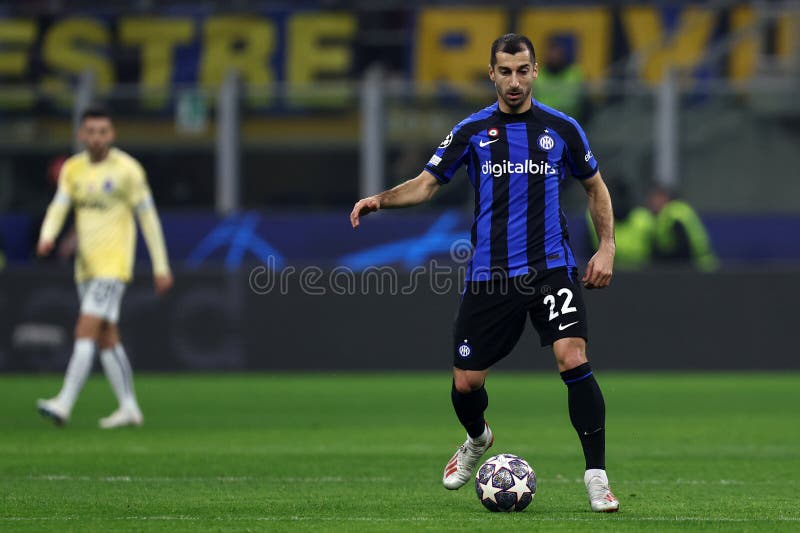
[424,98,598,281]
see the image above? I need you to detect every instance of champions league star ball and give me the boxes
[475,454,537,512]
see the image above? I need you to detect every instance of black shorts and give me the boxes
[453,267,588,370]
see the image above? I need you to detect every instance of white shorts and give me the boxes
[77,278,126,324]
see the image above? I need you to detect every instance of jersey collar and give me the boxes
[494,98,536,122]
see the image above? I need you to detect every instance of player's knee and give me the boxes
[97,331,111,350]
[75,315,103,340]
[453,372,485,393]
[553,338,588,371]
[97,323,119,349]
[560,353,588,372]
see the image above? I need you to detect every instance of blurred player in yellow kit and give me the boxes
[36,106,173,428]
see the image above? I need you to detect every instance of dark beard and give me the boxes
[499,88,530,112]
[87,147,110,162]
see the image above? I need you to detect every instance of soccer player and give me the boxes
[36,106,172,429]
[350,34,619,512]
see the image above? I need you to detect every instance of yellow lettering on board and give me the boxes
[729,6,757,81]
[287,12,356,107]
[622,6,716,83]
[120,17,194,109]
[0,19,35,76]
[518,7,611,82]
[0,19,36,108]
[776,13,798,68]
[415,8,506,85]
[201,16,275,107]
[41,18,114,108]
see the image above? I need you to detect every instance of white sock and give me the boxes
[469,425,490,445]
[584,469,608,484]
[56,338,95,411]
[100,343,140,412]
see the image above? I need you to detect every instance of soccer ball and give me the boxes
[475,453,537,512]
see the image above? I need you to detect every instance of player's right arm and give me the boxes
[350,122,471,229]
[37,163,72,257]
[350,171,440,228]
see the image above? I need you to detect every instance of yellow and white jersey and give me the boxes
[40,148,170,283]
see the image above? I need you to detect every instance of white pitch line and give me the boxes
[26,475,392,483]
[26,475,757,485]
[1,516,799,523]
[548,478,748,485]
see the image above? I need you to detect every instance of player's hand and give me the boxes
[583,243,614,289]
[154,273,174,295]
[36,240,54,257]
[350,196,381,228]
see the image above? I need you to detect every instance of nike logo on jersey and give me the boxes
[558,321,579,331]
[479,138,499,148]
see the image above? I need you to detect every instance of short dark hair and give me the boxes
[80,105,111,123]
[490,34,536,66]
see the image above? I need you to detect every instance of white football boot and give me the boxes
[36,398,70,426]
[584,469,620,512]
[99,407,144,429]
[442,424,494,490]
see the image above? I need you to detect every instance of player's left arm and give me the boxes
[581,172,615,289]
[560,117,614,289]
[130,162,173,295]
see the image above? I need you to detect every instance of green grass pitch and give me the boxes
[1,372,798,531]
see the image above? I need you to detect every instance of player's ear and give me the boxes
[532,62,539,80]
[488,65,495,82]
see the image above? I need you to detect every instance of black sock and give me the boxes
[451,381,488,439]
[560,362,606,470]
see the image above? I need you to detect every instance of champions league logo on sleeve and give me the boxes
[439,131,453,149]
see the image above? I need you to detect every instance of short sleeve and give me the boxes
[424,126,471,184]
[560,119,598,179]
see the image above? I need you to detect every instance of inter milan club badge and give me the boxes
[537,133,555,151]
[457,339,472,359]
[488,127,499,138]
